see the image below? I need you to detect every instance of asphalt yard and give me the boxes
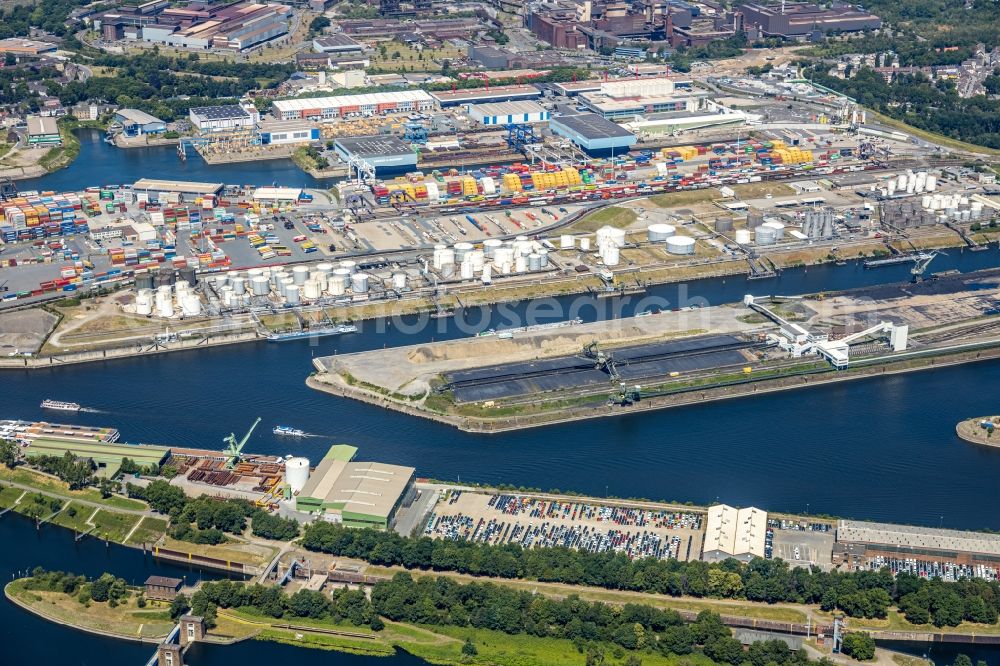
[425,490,705,561]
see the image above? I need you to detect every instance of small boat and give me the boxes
[40,399,80,412]
[273,426,306,437]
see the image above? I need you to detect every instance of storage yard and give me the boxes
[312,269,1000,430]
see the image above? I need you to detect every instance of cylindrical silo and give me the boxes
[135,289,153,316]
[665,235,696,255]
[280,277,296,300]
[483,238,503,258]
[392,273,407,290]
[481,263,492,284]
[735,229,752,245]
[647,223,676,242]
[251,276,270,296]
[602,245,620,266]
[332,268,351,291]
[528,253,542,271]
[303,280,322,300]
[181,295,202,316]
[284,457,310,494]
[285,284,300,304]
[135,270,154,291]
[339,259,357,274]
[232,277,246,295]
[351,273,369,293]
[755,226,777,246]
[715,217,734,233]
[538,249,549,268]
[327,277,346,296]
[762,221,785,240]
[454,242,474,262]
[292,266,310,286]
[314,263,333,281]
[179,266,197,287]
[460,261,474,280]
[597,225,627,248]
[560,234,575,249]
[580,238,592,252]
[469,250,485,272]
[514,255,528,273]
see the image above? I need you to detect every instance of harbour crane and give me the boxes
[911,250,943,283]
[223,417,261,469]
[581,341,622,382]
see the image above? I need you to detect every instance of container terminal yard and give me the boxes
[7,414,1000,586]
[1,143,997,361]
[311,267,1000,431]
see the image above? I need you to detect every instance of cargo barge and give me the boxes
[265,324,358,342]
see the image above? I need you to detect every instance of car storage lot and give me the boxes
[425,489,705,561]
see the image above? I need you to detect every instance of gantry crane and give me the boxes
[223,417,261,469]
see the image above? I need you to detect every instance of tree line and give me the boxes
[301,522,1000,628]
[125,480,299,544]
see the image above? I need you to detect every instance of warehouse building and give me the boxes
[835,520,1000,567]
[737,2,881,38]
[114,108,167,137]
[312,33,365,54]
[429,85,542,107]
[702,504,768,562]
[132,179,224,198]
[138,2,293,51]
[272,90,435,121]
[334,136,417,174]
[26,116,61,147]
[549,113,636,156]
[0,38,57,56]
[295,444,416,530]
[256,119,319,146]
[189,105,258,132]
[466,101,550,126]
[23,438,170,479]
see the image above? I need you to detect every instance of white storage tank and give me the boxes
[351,273,370,293]
[602,245,621,266]
[327,277,346,296]
[514,255,528,273]
[735,229,752,245]
[135,289,153,316]
[314,263,333,280]
[481,263,492,284]
[304,280,323,300]
[494,247,515,266]
[156,296,175,318]
[528,254,542,271]
[483,238,503,258]
[460,261,474,280]
[665,235,696,255]
[181,295,202,316]
[292,266,310,285]
[580,237,592,252]
[468,250,485,272]
[647,223,676,242]
[232,277,246,295]
[454,242,474,262]
[251,276,271,296]
[559,234,575,249]
[762,221,785,239]
[280,277,296,299]
[538,249,549,268]
[596,225,627,248]
[332,268,351,290]
[926,175,937,192]
[285,284,301,304]
[284,457,310,494]
[392,273,407,290]
[434,248,455,269]
[339,259,357,274]
[755,226,777,246]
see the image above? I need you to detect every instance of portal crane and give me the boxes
[911,250,943,283]
[581,341,622,382]
[223,417,261,469]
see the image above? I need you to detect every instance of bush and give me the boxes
[841,632,876,661]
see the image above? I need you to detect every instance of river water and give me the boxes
[5,129,1000,665]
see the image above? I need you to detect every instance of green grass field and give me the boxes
[568,206,637,232]
[0,467,146,511]
[0,485,25,509]
[91,510,141,542]
[49,502,96,533]
[648,190,720,208]
[125,516,168,545]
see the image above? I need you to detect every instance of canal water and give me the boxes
[17,129,336,192]
[4,248,1000,529]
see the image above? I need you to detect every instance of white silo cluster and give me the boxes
[921,193,987,223]
[878,171,937,198]
[210,259,380,309]
[433,236,550,282]
[596,225,627,267]
[135,280,203,318]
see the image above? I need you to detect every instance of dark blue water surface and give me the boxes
[4,246,1000,529]
[18,129,335,192]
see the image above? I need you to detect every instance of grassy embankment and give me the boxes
[38,120,83,173]
[0,465,270,566]
[871,111,1000,157]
